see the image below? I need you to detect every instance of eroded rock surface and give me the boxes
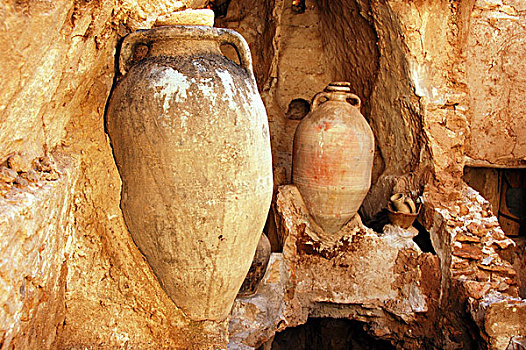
[465,0,526,167]
[1,0,526,348]
[1,1,232,349]
[0,154,78,349]
[229,185,441,349]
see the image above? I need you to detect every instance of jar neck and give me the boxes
[327,91,349,102]
[146,39,221,58]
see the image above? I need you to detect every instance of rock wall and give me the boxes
[229,185,441,349]
[218,0,526,349]
[465,0,526,168]
[1,1,231,349]
[216,0,473,220]
[1,0,526,349]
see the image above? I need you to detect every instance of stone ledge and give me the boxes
[228,184,440,349]
[469,292,526,350]
[0,153,80,349]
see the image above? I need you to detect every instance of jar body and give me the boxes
[107,26,273,321]
[292,84,374,234]
[238,233,271,297]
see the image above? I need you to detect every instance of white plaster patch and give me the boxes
[410,61,444,105]
[198,77,217,107]
[216,68,238,110]
[151,66,192,111]
[410,62,431,99]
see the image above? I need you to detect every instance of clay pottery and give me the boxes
[387,203,421,229]
[106,26,273,321]
[292,82,375,234]
[238,233,272,297]
[389,193,416,214]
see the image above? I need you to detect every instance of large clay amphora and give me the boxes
[292,82,374,234]
[106,26,273,321]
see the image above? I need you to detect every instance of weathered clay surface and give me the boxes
[107,26,273,321]
[0,0,204,165]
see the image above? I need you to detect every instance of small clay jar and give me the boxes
[292,82,375,234]
[387,204,420,229]
[388,193,419,229]
[390,193,416,213]
[238,233,272,297]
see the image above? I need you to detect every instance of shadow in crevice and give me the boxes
[412,220,436,254]
[263,318,394,350]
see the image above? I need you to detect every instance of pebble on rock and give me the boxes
[0,166,18,183]
[14,176,29,188]
[7,154,32,173]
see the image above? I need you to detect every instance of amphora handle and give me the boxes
[311,92,331,110]
[311,82,362,109]
[119,26,253,75]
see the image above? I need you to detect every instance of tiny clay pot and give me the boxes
[387,203,420,229]
[238,233,272,297]
[390,193,416,214]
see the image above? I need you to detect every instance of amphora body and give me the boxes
[292,82,374,234]
[107,26,273,321]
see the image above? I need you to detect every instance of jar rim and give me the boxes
[325,82,352,93]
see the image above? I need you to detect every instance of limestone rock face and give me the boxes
[466,0,526,167]
[229,184,441,349]
[0,1,232,349]
[0,155,78,349]
[469,292,526,350]
[1,0,526,348]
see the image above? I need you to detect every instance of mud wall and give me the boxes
[465,0,526,168]
[216,0,470,219]
[0,1,229,349]
[0,0,525,349]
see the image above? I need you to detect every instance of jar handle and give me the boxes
[215,28,253,74]
[345,93,361,109]
[118,26,253,76]
[311,92,331,110]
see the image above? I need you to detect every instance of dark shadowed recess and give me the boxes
[262,318,395,350]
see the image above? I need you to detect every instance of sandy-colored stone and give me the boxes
[470,293,526,350]
[7,154,32,173]
[107,25,272,321]
[1,0,526,348]
[0,1,234,349]
[155,8,215,26]
[229,184,441,349]
[453,243,484,260]
[0,154,78,350]
[0,166,18,183]
[456,232,482,243]
[465,0,526,167]
[464,281,493,300]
